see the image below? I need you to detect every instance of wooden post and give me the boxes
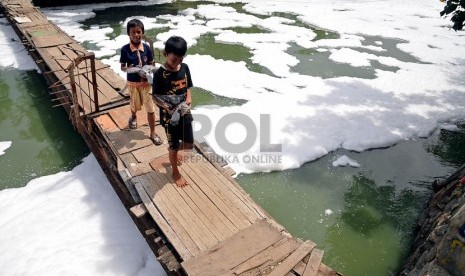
[89,53,99,112]
[67,62,81,132]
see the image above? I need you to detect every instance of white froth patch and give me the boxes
[0,18,38,70]
[0,154,166,276]
[332,155,361,168]
[0,141,12,156]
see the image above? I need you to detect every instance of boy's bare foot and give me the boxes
[172,172,188,188]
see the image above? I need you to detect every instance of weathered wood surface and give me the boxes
[1,1,340,275]
[92,104,339,276]
[1,0,127,115]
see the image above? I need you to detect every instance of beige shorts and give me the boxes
[128,81,155,113]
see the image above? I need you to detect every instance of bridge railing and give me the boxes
[66,52,99,126]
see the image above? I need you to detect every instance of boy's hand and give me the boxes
[153,96,173,113]
[121,64,134,72]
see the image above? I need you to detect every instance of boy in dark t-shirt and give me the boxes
[152,36,193,187]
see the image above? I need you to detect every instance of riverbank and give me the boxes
[399,164,465,276]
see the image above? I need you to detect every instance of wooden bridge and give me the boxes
[1,1,341,275]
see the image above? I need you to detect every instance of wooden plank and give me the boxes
[133,143,166,163]
[223,166,236,176]
[94,73,124,103]
[292,254,310,276]
[128,160,153,176]
[171,166,233,241]
[32,33,73,48]
[139,173,205,255]
[147,171,219,249]
[130,162,154,177]
[120,152,154,177]
[36,47,68,76]
[317,263,338,276]
[25,11,47,22]
[67,41,88,55]
[107,130,153,155]
[147,171,221,247]
[58,43,80,61]
[199,148,269,221]
[97,66,127,92]
[95,114,119,132]
[172,161,238,235]
[268,240,316,276]
[182,160,250,230]
[195,156,259,224]
[134,181,192,260]
[303,249,324,276]
[44,46,69,62]
[120,152,137,167]
[232,237,300,275]
[26,26,58,37]
[137,174,201,258]
[130,203,147,218]
[14,16,31,23]
[181,220,284,276]
[106,100,161,130]
[108,105,132,129]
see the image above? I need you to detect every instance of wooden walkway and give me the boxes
[1,1,341,275]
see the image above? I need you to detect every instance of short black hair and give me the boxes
[127,19,144,35]
[164,36,187,56]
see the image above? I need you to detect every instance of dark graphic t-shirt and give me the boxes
[153,63,193,126]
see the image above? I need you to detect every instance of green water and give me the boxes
[237,129,465,275]
[2,1,464,275]
[0,69,89,190]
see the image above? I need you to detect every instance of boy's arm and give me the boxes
[152,70,173,112]
[120,46,131,72]
[185,64,193,106]
[152,96,172,112]
[186,88,192,106]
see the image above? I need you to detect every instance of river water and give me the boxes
[2,1,465,275]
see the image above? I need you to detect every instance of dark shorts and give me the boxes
[165,114,194,150]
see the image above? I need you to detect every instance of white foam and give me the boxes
[0,154,166,276]
[332,155,361,168]
[0,141,12,156]
[0,19,38,70]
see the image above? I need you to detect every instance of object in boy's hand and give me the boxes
[153,94,190,126]
[153,94,186,110]
[126,65,158,84]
